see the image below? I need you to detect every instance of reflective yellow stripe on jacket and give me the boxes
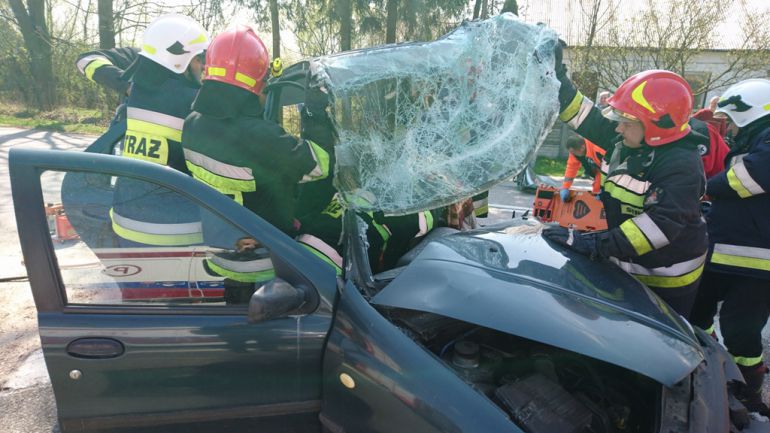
[206,254,275,283]
[123,108,184,165]
[297,234,343,275]
[76,55,112,81]
[726,162,766,198]
[603,173,649,216]
[619,213,670,256]
[711,243,770,272]
[110,208,203,246]
[184,148,257,205]
[300,140,331,183]
[611,254,706,289]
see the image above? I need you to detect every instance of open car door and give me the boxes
[10,148,337,432]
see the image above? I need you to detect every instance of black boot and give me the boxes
[738,363,770,417]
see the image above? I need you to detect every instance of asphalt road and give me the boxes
[1,126,769,431]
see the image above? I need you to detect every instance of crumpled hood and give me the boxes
[372,221,704,387]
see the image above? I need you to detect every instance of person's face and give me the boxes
[615,119,645,148]
[725,118,740,139]
[187,54,205,84]
[569,144,586,157]
[236,237,258,252]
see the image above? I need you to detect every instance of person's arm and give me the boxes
[554,44,619,151]
[599,151,704,259]
[562,152,581,189]
[707,136,770,199]
[76,47,138,94]
[257,122,332,184]
[591,173,603,195]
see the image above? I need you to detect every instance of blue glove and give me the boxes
[542,226,605,260]
[559,188,571,202]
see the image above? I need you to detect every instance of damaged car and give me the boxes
[10,13,760,433]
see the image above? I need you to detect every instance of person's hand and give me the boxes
[553,38,568,80]
[708,96,719,112]
[559,188,571,202]
[304,85,330,118]
[542,226,605,259]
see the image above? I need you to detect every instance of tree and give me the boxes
[7,0,56,109]
[569,0,770,100]
[385,0,397,43]
[338,0,352,51]
[268,0,280,57]
[500,0,517,15]
[97,0,115,48]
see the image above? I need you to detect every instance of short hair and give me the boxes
[565,136,585,150]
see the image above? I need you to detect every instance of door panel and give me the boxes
[11,149,337,431]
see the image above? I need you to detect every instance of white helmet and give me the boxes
[714,78,770,128]
[139,14,210,74]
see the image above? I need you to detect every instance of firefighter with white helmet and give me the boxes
[111,14,210,247]
[690,78,770,416]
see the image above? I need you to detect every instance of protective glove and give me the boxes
[559,188,571,202]
[553,38,578,110]
[304,85,331,118]
[554,38,567,81]
[542,225,605,260]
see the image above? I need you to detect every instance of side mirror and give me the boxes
[248,278,308,323]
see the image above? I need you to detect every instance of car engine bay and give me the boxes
[389,309,662,433]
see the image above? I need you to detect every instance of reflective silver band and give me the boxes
[416,212,429,237]
[297,234,343,267]
[76,55,108,74]
[567,97,593,130]
[209,254,273,272]
[301,140,325,182]
[111,210,202,235]
[606,173,650,194]
[128,107,185,131]
[733,162,765,195]
[183,149,254,180]
[611,253,706,277]
[714,243,770,261]
[632,213,669,249]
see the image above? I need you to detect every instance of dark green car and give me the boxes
[10,14,762,433]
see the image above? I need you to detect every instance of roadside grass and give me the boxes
[0,103,108,135]
[534,156,568,177]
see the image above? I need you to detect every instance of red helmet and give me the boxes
[604,70,693,146]
[203,25,269,95]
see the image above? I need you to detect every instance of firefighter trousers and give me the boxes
[690,271,770,366]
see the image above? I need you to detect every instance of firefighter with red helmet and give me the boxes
[182,25,334,285]
[689,79,770,416]
[543,47,708,319]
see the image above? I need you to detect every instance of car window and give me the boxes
[42,170,274,307]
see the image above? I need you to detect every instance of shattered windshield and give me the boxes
[311,14,561,215]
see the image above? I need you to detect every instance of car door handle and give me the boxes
[66,338,125,359]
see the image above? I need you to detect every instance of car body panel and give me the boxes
[10,148,337,431]
[372,222,704,387]
[320,280,523,433]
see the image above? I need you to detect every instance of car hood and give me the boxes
[371,221,704,387]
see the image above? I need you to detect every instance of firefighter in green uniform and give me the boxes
[111,14,209,247]
[543,44,708,319]
[76,47,139,96]
[182,25,331,290]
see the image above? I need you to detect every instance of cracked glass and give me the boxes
[311,14,561,215]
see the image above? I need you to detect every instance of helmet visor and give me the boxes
[602,106,639,123]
